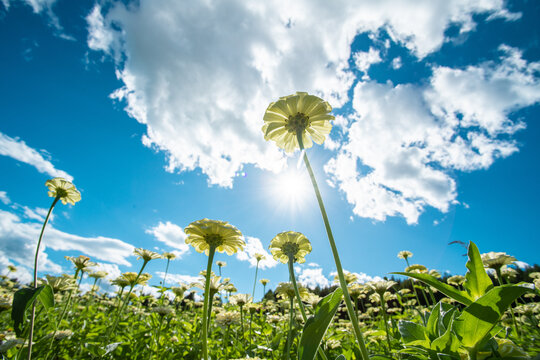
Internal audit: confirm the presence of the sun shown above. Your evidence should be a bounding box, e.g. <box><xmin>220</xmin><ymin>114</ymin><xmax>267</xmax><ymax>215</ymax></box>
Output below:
<box><xmin>270</xmin><ymin>168</ymin><xmax>311</xmax><ymax>211</ymax></box>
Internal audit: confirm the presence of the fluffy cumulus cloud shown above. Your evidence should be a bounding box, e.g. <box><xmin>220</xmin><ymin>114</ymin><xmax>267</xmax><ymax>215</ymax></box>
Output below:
<box><xmin>0</xmin><ymin>191</ymin><xmax>10</xmax><ymax>205</ymax></box>
<box><xmin>0</xmin><ymin>208</ymin><xmax>134</xmax><ymax>281</ymax></box>
<box><xmin>0</xmin><ymin>132</ymin><xmax>73</xmax><ymax>181</ymax></box>
<box><xmin>86</xmin><ymin>0</ymin><xmax>514</xmax><ymax>187</ymax></box>
<box><xmin>297</xmin><ymin>267</ymin><xmax>330</xmax><ymax>289</ymax></box>
<box><xmin>326</xmin><ymin>47</ymin><xmax>540</xmax><ymax>224</ymax></box>
<box><xmin>146</xmin><ymin>221</ymin><xmax>190</xmax><ymax>257</ymax></box>
<box><xmin>236</xmin><ymin>236</ymin><xmax>278</xmax><ymax>269</ymax></box>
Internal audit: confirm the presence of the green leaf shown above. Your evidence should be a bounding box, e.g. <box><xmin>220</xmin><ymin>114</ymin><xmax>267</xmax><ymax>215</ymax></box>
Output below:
<box><xmin>426</xmin><ymin>302</ymin><xmax>442</xmax><ymax>340</ymax></box>
<box><xmin>463</xmin><ymin>242</ymin><xmax>493</xmax><ymax>300</ymax></box>
<box><xmin>431</xmin><ymin>312</ymin><xmax>460</xmax><ymax>355</ymax></box>
<box><xmin>453</xmin><ymin>284</ymin><xmax>531</xmax><ymax>349</ymax></box>
<box><xmin>392</xmin><ymin>272</ymin><xmax>472</xmax><ymax>305</ymax></box>
<box><xmin>298</xmin><ymin>287</ymin><xmax>343</xmax><ymax>360</ymax></box>
<box><xmin>335</xmin><ymin>356</ymin><xmax>346</xmax><ymax>360</ymax></box>
<box><xmin>398</xmin><ymin>320</ymin><xmax>430</xmax><ymax>348</ymax></box>
<box><xmin>11</xmin><ymin>285</ymin><xmax>54</xmax><ymax>337</ymax></box>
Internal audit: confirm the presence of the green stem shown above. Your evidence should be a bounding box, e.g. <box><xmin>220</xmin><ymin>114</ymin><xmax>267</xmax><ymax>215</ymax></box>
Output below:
<box><xmin>28</xmin><ymin>197</ymin><xmax>59</xmax><ymax>360</ymax></box>
<box><xmin>285</xmin><ymin>297</ymin><xmax>294</xmax><ymax>360</ymax></box>
<box><xmin>252</xmin><ymin>260</ymin><xmax>260</xmax><ymax>299</ymax></box>
<box><xmin>201</xmin><ymin>246</ymin><xmax>216</xmax><ymax>360</ymax></box>
<box><xmin>160</xmin><ymin>259</ymin><xmax>171</xmax><ymax>304</ymax></box>
<box><xmin>288</xmin><ymin>258</ymin><xmax>328</xmax><ymax>360</ymax></box>
<box><xmin>496</xmin><ymin>268</ymin><xmax>520</xmax><ymax>339</ymax></box>
<box><xmin>379</xmin><ymin>298</ymin><xmax>392</xmax><ymax>354</ymax></box>
<box><xmin>297</xmin><ymin>134</ymin><xmax>370</xmax><ymax>360</ymax></box>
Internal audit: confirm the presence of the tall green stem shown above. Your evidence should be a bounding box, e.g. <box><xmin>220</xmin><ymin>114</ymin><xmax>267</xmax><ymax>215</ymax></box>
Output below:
<box><xmin>252</xmin><ymin>260</ymin><xmax>260</xmax><ymax>299</ymax></box>
<box><xmin>297</xmin><ymin>134</ymin><xmax>369</xmax><ymax>360</ymax></box>
<box><xmin>379</xmin><ymin>298</ymin><xmax>392</xmax><ymax>354</ymax></box>
<box><xmin>27</xmin><ymin>197</ymin><xmax>58</xmax><ymax>360</ymax></box>
<box><xmin>160</xmin><ymin>259</ymin><xmax>171</xmax><ymax>304</ymax></box>
<box><xmin>288</xmin><ymin>258</ymin><xmax>328</xmax><ymax>360</ymax></box>
<box><xmin>201</xmin><ymin>246</ymin><xmax>216</xmax><ymax>360</ymax></box>
<box><xmin>284</xmin><ymin>297</ymin><xmax>294</xmax><ymax>360</ymax></box>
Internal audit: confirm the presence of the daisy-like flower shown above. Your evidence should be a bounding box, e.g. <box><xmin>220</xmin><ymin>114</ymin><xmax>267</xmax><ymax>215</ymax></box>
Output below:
<box><xmin>254</xmin><ymin>253</ymin><xmax>266</xmax><ymax>262</ymax></box>
<box><xmin>162</xmin><ymin>252</ymin><xmax>177</xmax><ymax>260</ymax></box>
<box><xmin>405</xmin><ymin>264</ymin><xmax>428</xmax><ymax>273</ymax></box>
<box><xmin>260</xmin><ymin>279</ymin><xmax>270</xmax><ymax>286</ymax></box>
<box><xmin>111</xmin><ymin>276</ymin><xmax>130</xmax><ymax>289</ymax></box>
<box><xmin>481</xmin><ymin>251</ymin><xmax>516</xmax><ymax>269</ymax></box>
<box><xmin>216</xmin><ymin>311</ymin><xmax>241</xmax><ymax>328</ymax></box>
<box><xmin>269</xmin><ymin>231</ymin><xmax>312</xmax><ymax>264</ymax></box>
<box><xmin>447</xmin><ymin>275</ymin><xmax>465</xmax><ymax>287</ymax></box>
<box><xmin>367</xmin><ymin>280</ymin><xmax>397</xmax><ymax>296</ymax></box>
<box><xmin>171</xmin><ymin>285</ymin><xmax>188</xmax><ymax>299</ymax></box>
<box><xmin>397</xmin><ymin>251</ymin><xmax>413</xmax><ymax>260</ymax></box>
<box><xmin>216</xmin><ymin>261</ymin><xmax>227</xmax><ymax>267</ymax></box>
<box><xmin>334</xmin><ymin>271</ymin><xmax>358</xmax><ymax>285</ymax></box>
<box><xmin>121</xmin><ymin>272</ymin><xmax>152</xmax><ymax>287</ymax></box>
<box><xmin>133</xmin><ymin>248</ymin><xmax>162</xmax><ymax>263</ymax></box>
<box><xmin>275</xmin><ymin>282</ymin><xmax>309</xmax><ymax>300</ymax></box>
<box><xmin>88</xmin><ymin>271</ymin><xmax>108</xmax><ymax>280</ymax></box>
<box><xmin>184</xmin><ymin>218</ymin><xmax>244</xmax><ymax>255</ymax></box>
<box><xmin>45</xmin><ymin>274</ymin><xmax>77</xmax><ymax>292</ymax></box>
<box><xmin>230</xmin><ymin>294</ymin><xmax>252</xmax><ymax>307</ymax></box>
<box><xmin>262</xmin><ymin>92</ymin><xmax>334</xmax><ymax>153</ymax></box>
<box><xmin>66</xmin><ymin>255</ymin><xmax>96</xmax><ymax>273</ymax></box>
<box><xmin>45</xmin><ymin>178</ymin><xmax>81</xmax><ymax>205</ymax></box>
<box><xmin>191</xmin><ymin>275</ymin><xmax>229</xmax><ymax>296</ymax></box>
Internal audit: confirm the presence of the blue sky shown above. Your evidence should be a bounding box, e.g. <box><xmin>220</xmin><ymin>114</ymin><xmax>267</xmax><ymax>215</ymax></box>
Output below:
<box><xmin>0</xmin><ymin>0</ymin><xmax>539</xmax><ymax>299</ymax></box>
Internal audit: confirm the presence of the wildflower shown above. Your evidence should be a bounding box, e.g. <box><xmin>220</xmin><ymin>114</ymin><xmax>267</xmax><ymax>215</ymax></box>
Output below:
<box><xmin>191</xmin><ymin>275</ymin><xmax>229</xmax><ymax>297</ymax></box>
<box><xmin>260</xmin><ymin>279</ymin><xmax>269</xmax><ymax>286</ymax></box>
<box><xmin>216</xmin><ymin>311</ymin><xmax>241</xmax><ymax>327</ymax></box>
<box><xmin>481</xmin><ymin>252</ymin><xmax>516</xmax><ymax>269</ymax></box>
<box><xmin>501</xmin><ymin>265</ymin><xmax>518</xmax><ymax>280</ymax></box>
<box><xmin>262</xmin><ymin>92</ymin><xmax>334</xmax><ymax>153</ymax></box>
<box><xmin>111</xmin><ymin>276</ymin><xmax>130</xmax><ymax>289</ymax></box>
<box><xmin>275</xmin><ymin>282</ymin><xmax>309</xmax><ymax>300</ymax></box>
<box><xmin>0</xmin><ymin>294</ymin><xmax>12</xmax><ymax>311</ymax></box>
<box><xmin>45</xmin><ymin>177</ymin><xmax>81</xmax><ymax>205</ymax></box>
<box><xmin>254</xmin><ymin>253</ymin><xmax>266</xmax><ymax>261</ymax></box>
<box><xmin>216</xmin><ymin>261</ymin><xmax>227</xmax><ymax>267</ymax></box>
<box><xmin>171</xmin><ymin>285</ymin><xmax>188</xmax><ymax>298</ymax></box>
<box><xmin>185</xmin><ymin>219</ymin><xmax>244</xmax><ymax>255</ymax></box>
<box><xmin>121</xmin><ymin>272</ymin><xmax>152</xmax><ymax>287</ymax></box>
<box><xmin>269</xmin><ymin>231</ymin><xmax>312</xmax><ymax>264</ymax></box>
<box><xmin>367</xmin><ymin>280</ymin><xmax>397</xmax><ymax>296</ymax></box>
<box><xmin>447</xmin><ymin>275</ymin><xmax>465</xmax><ymax>287</ymax></box>
<box><xmin>152</xmin><ymin>306</ymin><xmax>173</xmax><ymax>317</ymax></box>
<box><xmin>397</xmin><ymin>251</ymin><xmax>413</xmax><ymax>260</ymax></box>
<box><xmin>230</xmin><ymin>294</ymin><xmax>252</xmax><ymax>307</ymax></box>
<box><xmin>134</xmin><ymin>248</ymin><xmax>162</xmax><ymax>262</ymax></box>
<box><xmin>7</xmin><ymin>265</ymin><xmax>16</xmax><ymax>273</ymax></box>
<box><xmin>334</xmin><ymin>271</ymin><xmax>358</xmax><ymax>285</ymax></box>
<box><xmin>88</xmin><ymin>271</ymin><xmax>108</xmax><ymax>280</ymax></box>
<box><xmin>66</xmin><ymin>255</ymin><xmax>96</xmax><ymax>273</ymax></box>
<box><xmin>170</xmin><ymin>335</ymin><xmax>179</xmax><ymax>343</ymax></box>
<box><xmin>45</xmin><ymin>274</ymin><xmax>77</xmax><ymax>292</ymax></box>
<box><xmin>162</xmin><ymin>252</ymin><xmax>177</xmax><ymax>260</ymax></box>
<box><xmin>53</xmin><ymin>330</ymin><xmax>73</xmax><ymax>340</ymax></box>
<box><xmin>405</xmin><ymin>264</ymin><xmax>428</xmax><ymax>273</ymax></box>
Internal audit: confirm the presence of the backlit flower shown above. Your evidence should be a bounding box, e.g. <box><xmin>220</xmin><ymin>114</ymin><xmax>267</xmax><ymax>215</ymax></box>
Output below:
<box><xmin>275</xmin><ymin>282</ymin><xmax>309</xmax><ymax>300</ymax></box>
<box><xmin>367</xmin><ymin>280</ymin><xmax>397</xmax><ymax>296</ymax></box>
<box><xmin>481</xmin><ymin>252</ymin><xmax>516</xmax><ymax>269</ymax></box>
<box><xmin>45</xmin><ymin>178</ymin><xmax>81</xmax><ymax>205</ymax></box>
<box><xmin>230</xmin><ymin>293</ymin><xmax>252</xmax><ymax>307</ymax></box>
<box><xmin>88</xmin><ymin>271</ymin><xmax>108</xmax><ymax>280</ymax></box>
<box><xmin>269</xmin><ymin>231</ymin><xmax>312</xmax><ymax>264</ymax></box>
<box><xmin>121</xmin><ymin>272</ymin><xmax>151</xmax><ymax>287</ymax></box>
<box><xmin>66</xmin><ymin>255</ymin><xmax>96</xmax><ymax>272</ymax></box>
<box><xmin>260</xmin><ymin>279</ymin><xmax>269</xmax><ymax>286</ymax></box>
<box><xmin>185</xmin><ymin>219</ymin><xmax>244</xmax><ymax>255</ymax></box>
<box><xmin>216</xmin><ymin>261</ymin><xmax>227</xmax><ymax>267</ymax></box>
<box><xmin>134</xmin><ymin>248</ymin><xmax>162</xmax><ymax>262</ymax></box>
<box><xmin>262</xmin><ymin>92</ymin><xmax>334</xmax><ymax>153</ymax></box>
<box><xmin>447</xmin><ymin>275</ymin><xmax>465</xmax><ymax>287</ymax></box>
<box><xmin>397</xmin><ymin>251</ymin><xmax>413</xmax><ymax>260</ymax></box>
<box><xmin>254</xmin><ymin>253</ymin><xmax>266</xmax><ymax>262</ymax></box>
<box><xmin>162</xmin><ymin>252</ymin><xmax>177</xmax><ymax>260</ymax></box>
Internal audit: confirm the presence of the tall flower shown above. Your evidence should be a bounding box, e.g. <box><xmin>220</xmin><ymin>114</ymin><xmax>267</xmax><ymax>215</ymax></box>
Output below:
<box><xmin>134</xmin><ymin>248</ymin><xmax>162</xmax><ymax>262</ymax></box>
<box><xmin>263</xmin><ymin>93</ymin><xmax>369</xmax><ymax>359</ymax></box>
<box><xmin>397</xmin><ymin>250</ymin><xmax>413</xmax><ymax>267</ymax></box>
<box><xmin>269</xmin><ymin>231</ymin><xmax>312</xmax><ymax>264</ymax></box>
<box><xmin>251</xmin><ymin>253</ymin><xmax>266</xmax><ymax>299</ymax></box>
<box><xmin>185</xmin><ymin>219</ymin><xmax>244</xmax><ymax>360</ymax></box>
<box><xmin>25</xmin><ymin>177</ymin><xmax>81</xmax><ymax>360</ymax></box>
<box><xmin>262</xmin><ymin>92</ymin><xmax>334</xmax><ymax>153</ymax></box>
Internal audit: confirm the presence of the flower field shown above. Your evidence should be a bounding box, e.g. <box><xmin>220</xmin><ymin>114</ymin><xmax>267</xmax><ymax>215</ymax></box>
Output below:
<box><xmin>1</xmin><ymin>92</ymin><xmax>539</xmax><ymax>359</ymax></box>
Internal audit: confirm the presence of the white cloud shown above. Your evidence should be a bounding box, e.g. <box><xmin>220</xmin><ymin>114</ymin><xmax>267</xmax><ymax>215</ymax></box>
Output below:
<box><xmin>145</xmin><ymin>221</ymin><xmax>190</xmax><ymax>257</ymax></box>
<box><xmin>0</xmin><ymin>209</ymin><xmax>134</xmax><ymax>280</ymax></box>
<box><xmin>391</xmin><ymin>57</ymin><xmax>402</xmax><ymax>69</ymax></box>
<box><xmin>330</xmin><ymin>270</ymin><xmax>383</xmax><ymax>284</ymax></box>
<box><xmin>326</xmin><ymin>47</ymin><xmax>540</xmax><ymax>224</ymax></box>
<box><xmin>0</xmin><ymin>254</ymin><xmax>32</xmax><ymax>284</ymax></box>
<box><xmin>297</xmin><ymin>267</ymin><xmax>329</xmax><ymax>289</ymax></box>
<box><xmin>160</xmin><ymin>272</ymin><xmax>200</xmax><ymax>286</ymax></box>
<box><xmin>0</xmin><ymin>191</ymin><xmax>10</xmax><ymax>205</ymax></box>
<box><xmin>21</xmin><ymin>206</ymin><xmax>51</xmax><ymax>223</ymax></box>
<box><xmin>236</xmin><ymin>236</ymin><xmax>278</xmax><ymax>270</ymax></box>
<box><xmin>0</xmin><ymin>132</ymin><xmax>73</xmax><ymax>181</ymax></box>
<box><xmin>86</xmin><ymin>0</ymin><xmax>512</xmax><ymax>187</ymax></box>
<box><xmin>353</xmin><ymin>47</ymin><xmax>382</xmax><ymax>75</ymax></box>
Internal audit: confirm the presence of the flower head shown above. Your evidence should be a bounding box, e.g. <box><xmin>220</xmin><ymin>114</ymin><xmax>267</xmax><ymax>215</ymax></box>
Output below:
<box><xmin>275</xmin><ymin>282</ymin><xmax>309</xmax><ymax>300</ymax></box>
<box><xmin>367</xmin><ymin>280</ymin><xmax>397</xmax><ymax>296</ymax></box>
<box><xmin>88</xmin><ymin>271</ymin><xmax>108</xmax><ymax>280</ymax></box>
<box><xmin>45</xmin><ymin>178</ymin><xmax>81</xmax><ymax>205</ymax></box>
<box><xmin>162</xmin><ymin>252</ymin><xmax>177</xmax><ymax>261</ymax></box>
<box><xmin>121</xmin><ymin>272</ymin><xmax>152</xmax><ymax>287</ymax></box>
<box><xmin>254</xmin><ymin>253</ymin><xmax>266</xmax><ymax>262</ymax></box>
<box><xmin>134</xmin><ymin>248</ymin><xmax>162</xmax><ymax>263</ymax></box>
<box><xmin>481</xmin><ymin>252</ymin><xmax>516</xmax><ymax>269</ymax></box>
<box><xmin>405</xmin><ymin>264</ymin><xmax>428</xmax><ymax>273</ymax></box>
<box><xmin>111</xmin><ymin>276</ymin><xmax>130</xmax><ymax>289</ymax></box>
<box><xmin>260</xmin><ymin>278</ymin><xmax>270</xmax><ymax>286</ymax></box>
<box><xmin>333</xmin><ymin>271</ymin><xmax>358</xmax><ymax>285</ymax></box>
<box><xmin>447</xmin><ymin>275</ymin><xmax>465</xmax><ymax>287</ymax></box>
<box><xmin>45</xmin><ymin>274</ymin><xmax>77</xmax><ymax>292</ymax></box>
<box><xmin>216</xmin><ymin>261</ymin><xmax>227</xmax><ymax>267</ymax></box>
<box><xmin>230</xmin><ymin>293</ymin><xmax>252</xmax><ymax>307</ymax></box>
<box><xmin>65</xmin><ymin>255</ymin><xmax>96</xmax><ymax>272</ymax></box>
<box><xmin>262</xmin><ymin>92</ymin><xmax>334</xmax><ymax>153</ymax></box>
<box><xmin>185</xmin><ymin>219</ymin><xmax>244</xmax><ymax>255</ymax></box>
<box><xmin>216</xmin><ymin>311</ymin><xmax>241</xmax><ymax>328</ymax></box>
<box><xmin>269</xmin><ymin>231</ymin><xmax>312</xmax><ymax>264</ymax></box>
<box><xmin>397</xmin><ymin>251</ymin><xmax>413</xmax><ymax>260</ymax></box>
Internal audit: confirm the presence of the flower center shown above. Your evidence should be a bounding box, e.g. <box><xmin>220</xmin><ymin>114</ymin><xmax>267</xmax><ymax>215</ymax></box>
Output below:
<box><xmin>281</xmin><ymin>242</ymin><xmax>300</xmax><ymax>258</ymax></box>
<box><xmin>285</xmin><ymin>113</ymin><xmax>309</xmax><ymax>134</ymax></box>
<box><xmin>204</xmin><ymin>233</ymin><xmax>224</xmax><ymax>248</ymax></box>
<box><xmin>56</xmin><ymin>188</ymin><xmax>68</xmax><ymax>198</ymax></box>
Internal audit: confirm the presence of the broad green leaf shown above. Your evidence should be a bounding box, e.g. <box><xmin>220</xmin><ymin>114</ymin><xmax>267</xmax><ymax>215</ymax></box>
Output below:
<box><xmin>463</xmin><ymin>242</ymin><xmax>493</xmax><ymax>300</ymax></box>
<box><xmin>392</xmin><ymin>272</ymin><xmax>472</xmax><ymax>305</ymax></box>
<box><xmin>426</xmin><ymin>302</ymin><xmax>442</xmax><ymax>340</ymax></box>
<box><xmin>431</xmin><ymin>313</ymin><xmax>459</xmax><ymax>355</ymax></box>
<box><xmin>11</xmin><ymin>285</ymin><xmax>54</xmax><ymax>337</ymax></box>
<box><xmin>453</xmin><ymin>284</ymin><xmax>531</xmax><ymax>349</ymax></box>
<box><xmin>398</xmin><ymin>320</ymin><xmax>430</xmax><ymax>348</ymax></box>
<box><xmin>298</xmin><ymin>287</ymin><xmax>343</xmax><ymax>360</ymax></box>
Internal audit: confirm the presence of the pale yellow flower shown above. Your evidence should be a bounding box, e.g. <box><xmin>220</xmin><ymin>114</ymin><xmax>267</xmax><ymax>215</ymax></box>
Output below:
<box><xmin>162</xmin><ymin>252</ymin><xmax>177</xmax><ymax>260</ymax></box>
<box><xmin>133</xmin><ymin>248</ymin><xmax>162</xmax><ymax>262</ymax></box>
<box><xmin>230</xmin><ymin>293</ymin><xmax>252</xmax><ymax>306</ymax></box>
<box><xmin>405</xmin><ymin>264</ymin><xmax>428</xmax><ymax>273</ymax></box>
<box><xmin>262</xmin><ymin>92</ymin><xmax>334</xmax><ymax>153</ymax></box>
<box><xmin>45</xmin><ymin>178</ymin><xmax>81</xmax><ymax>205</ymax></box>
<box><xmin>111</xmin><ymin>276</ymin><xmax>130</xmax><ymax>289</ymax></box>
<box><xmin>367</xmin><ymin>280</ymin><xmax>397</xmax><ymax>296</ymax></box>
<box><xmin>260</xmin><ymin>278</ymin><xmax>270</xmax><ymax>286</ymax></box>
<box><xmin>269</xmin><ymin>231</ymin><xmax>311</xmax><ymax>264</ymax></box>
<box><xmin>334</xmin><ymin>271</ymin><xmax>358</xmax><ymax>285</ymax></box>
<box><xmin>65</xmin><ymin>255</ymin><xmax>96</xmax><ymax>272</ymax></box>
<box><xmin>397</xmin><ymin>251</ymin><xmax>413</xmax><ymax>260</ymax></box>
<box><xmin>447</xmin><ymin>275</ymin><xmax>465</xmax><ymax>287</ymax></box>
<box><xmin>254</xmin><ymin>253</ymin><xmax>266</xmax><ymax>262</ymax></box>
<box><xmin>45</xmin><ymin>274</ymin><xmax>77</xmax><ymax>292</ymax></box>
<box><xmin>121</xmin><ymin>272</ymin><xmax>151</xmax><ymax>287</ymax></box>
<box><xmin>481</xmin><ymin>252</ymin><xmax>516</xmax><ymax>269</ymax></box>
<box><xmin>185</xmin><ymin>219</ymin><xmax>244</xmax><ymax>255</ymax></box>
<box><xmin>216</xmin><ymin>311</ymin><xmax>240</xmax><ymax>327</ymax></box>
<box><xmin>275</xmin><ymin>282</ymin><xmax>309</xmax><ymax>300</ymax></box>
<box><xmin>216</xmin><ymin>261</ymin><xmax>227</xmax><ymax>267</ymax></box>
<box><xmin>88</xmin><ymin>271</ymin><xmax>108</xmax><ymax>279</ymax></box>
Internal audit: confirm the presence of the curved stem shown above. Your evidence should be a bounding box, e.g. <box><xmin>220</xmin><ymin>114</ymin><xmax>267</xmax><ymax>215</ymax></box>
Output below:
<box><xmin>160</xmin><ymin>259</ymin><xmax>171</xmax><ymax>304</ymax></box>
<box><xmin>201</xmin><ymin>246</ymin><xmax>216</xmax><ymax>360</ymax></box>
<box><xmin>28</xmin><ymin>197</ymin><xmax>59</xmax><ymax>360</ymax></box>
<box><xmin>297</xmin><ymin>133</ymin><xmax>370</xmax><ymax>360</ymax></box>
